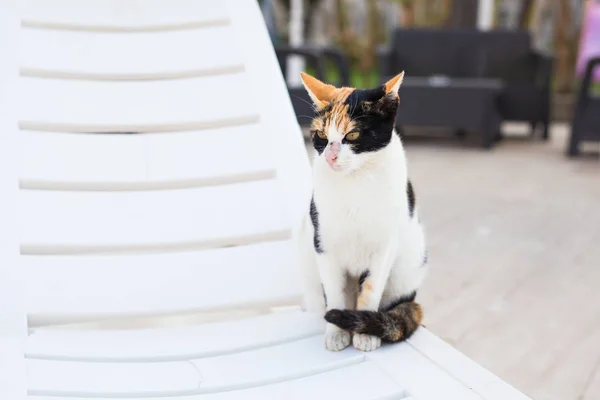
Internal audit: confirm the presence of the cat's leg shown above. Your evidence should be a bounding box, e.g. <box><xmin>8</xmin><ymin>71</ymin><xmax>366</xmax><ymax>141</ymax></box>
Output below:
<box><xmin>300</xmin><ymin>254</ymin><xmax>325</xmax><ymax>314</ymax></box>
<box><xmin>296</xmin><ymin>216</ymin><xmax>325</xmax><ymax>314</ymax></box>
<box><xmin>318</xmin><ymin>254</ymin><xmax>351</xmax><ymax>351</ymax></box>
<box><xmin>379</xmin><ymin>222</ymin><xmax>428</xmax><ymax>333</ymax></box>
<box><xmin>353</xmin><ymin>242</ymin><xmax>397</xmax><ymax>351</ymax></box>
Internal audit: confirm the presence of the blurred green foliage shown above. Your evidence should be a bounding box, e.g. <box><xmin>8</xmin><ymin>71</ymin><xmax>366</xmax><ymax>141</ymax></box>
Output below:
<box><xmin>304</xmin><ymin>60</ymin><xmax>381</xmax><ymax>89</ymax></box>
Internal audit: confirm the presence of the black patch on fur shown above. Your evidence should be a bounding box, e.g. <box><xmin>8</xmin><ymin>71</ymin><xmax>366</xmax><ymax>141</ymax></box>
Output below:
<box><xmin>309</xmin><ymin>196</ymin><xmax>323</xmax><ymax>253</ymax></box>
<box><xmin>407</xmin><ymin>180</ymin><xmax>416</xmax><ymax>217</ymax></box>
<box><xmin>383</xmin><ymin>291</ymin><xmax>417</xmax><ymax>312</ymax></box>
<box><xmin>325</xmin><ymin>309</ymin><xmax>386</xmax><ymax>337</ymax></box>
<box><xmin>311</xmin><ymin>131</ymin><xmax>328</xmax><ymax>155</ymax></box>
<box><xmin>345</xmin><ymin>86</ymin><xmax>387</xmax><ymax>106</ymax></box>
<box><xmin>422</xmin><ymin>250</ymin><xmax>428</xmax><ymax>266</ymax></box>
<box><xmin>325</xmin><ymin>291</ymin><xmax>421</xmax><ymax>343</ymax></box>
<box><xmin>311</xmin><ymin>104</ymin><xmax>332</xmax><ymax>155</ymax></box>
<box><xmin>358</xmin><ymin>270</ymin><xmax>370</xmax><ymax>288</ymax></box>
<box><xmin>341</xmin><ymin>86</ymin><xmax>399</xmax><ymax>154</ymax></box>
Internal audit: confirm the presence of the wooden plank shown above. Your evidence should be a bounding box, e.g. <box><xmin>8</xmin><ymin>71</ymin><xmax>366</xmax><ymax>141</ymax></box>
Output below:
<box><xmin>21</xmin><ymin>126</ymin><xmax>275</xmax><ymax>190</ymax></box>
<box><xmin>21</xmin><ymin>0</ymin><xmax>229</xmax><ymax>32</ymax></box>
<box><xmin>19</xmin><ymin>74</ymin><xmax>260</xmax><ymax>133</ymax></box>
<box><xmin>20</xmin><ymin>180</ymin><xmax>290</xmax><ymax>254</ymax></box>
<box><xmin>20</xmin><ymin>26</ymin><xmax>244</xmax><ymax>80</ymax></box>
<box><xmin>24</xmin><ymin>241</ymin><xmax>302</xmax><ymax>325</ymax></box>
<box><xmin>27</xmin><ymin>311</ymin><xmax>323</xmax><ymax>361</ymax></box>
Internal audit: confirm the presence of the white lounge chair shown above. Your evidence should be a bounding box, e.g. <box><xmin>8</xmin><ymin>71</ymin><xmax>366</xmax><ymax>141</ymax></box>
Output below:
<box><xmin>0</xmin><ymin>1</ymin><xmax>530</xmax><ymax>398</ymax></box>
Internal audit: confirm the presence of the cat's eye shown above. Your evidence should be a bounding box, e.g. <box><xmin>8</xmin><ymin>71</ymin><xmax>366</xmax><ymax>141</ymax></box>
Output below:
<box><xmin>314</xmin><ymin>130</ymin><xmax>327</xmax><ymax>140</ymax></box>
<box><xmin>345</xmin><ymin>131</ymin><xmax>360</xmax><ymax>141</ymax></box>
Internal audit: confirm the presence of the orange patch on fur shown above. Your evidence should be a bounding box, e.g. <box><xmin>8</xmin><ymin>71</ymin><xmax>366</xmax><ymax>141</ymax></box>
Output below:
<box><xmin>300</xmin><ymin>72</ymin><xmax>337</xmax><ymax>109</ymax></box>
<box><xmin>302</xmin><ymin>72</ymin><xmax>367</xmax><ymax>139</ymax></box>
<box><xmin>390</xmin><ymin>329</ymin><xmax>404</xmax><ymax>342</ymax></box>
<box><xmin>357</xmin><ymin>282</ymin><xmax>373</xmax><ymax>308</ymax></box>
<box><xmin>309</xmin><ymin>88</ymin><xmax>357</xmax><ymax>139</ymax></box>
<box><xmin>413</xmin><ymin>302</ymin><xmax>424</xmax><ymax>324</ymax></box>
<box><xmin>384</xmin><ymin>72</ymin><xmax>404</xmax><ymax>95</ymax></box>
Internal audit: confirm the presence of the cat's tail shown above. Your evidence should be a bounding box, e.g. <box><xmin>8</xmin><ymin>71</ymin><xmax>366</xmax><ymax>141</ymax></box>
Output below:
<box><xmin>324</xmin><ymin>299</ymin><xmax>423</xmax><ymax>342</ymax></box>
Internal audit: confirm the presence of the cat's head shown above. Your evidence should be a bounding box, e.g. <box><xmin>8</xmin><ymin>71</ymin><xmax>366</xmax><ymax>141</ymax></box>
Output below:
<box><xmin>301</xmin><ymin>72</ymin><xmax>404</xmax><ymax>174</ymax></box>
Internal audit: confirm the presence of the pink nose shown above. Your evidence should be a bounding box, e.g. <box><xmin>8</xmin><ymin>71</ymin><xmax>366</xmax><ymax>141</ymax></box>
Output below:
<box><xmin>325</xmin><ymin>142</ymin><xmax>340</xmax><ymax>166</ymax></box>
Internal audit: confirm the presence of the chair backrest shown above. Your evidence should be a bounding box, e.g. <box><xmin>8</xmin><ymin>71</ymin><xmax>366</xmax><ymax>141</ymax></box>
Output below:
<box><xmin>1</xmin><ymin>0</ymin><xmax>27</xmax><ymax>397</ymax></box>
<box><xmin>389</xmin><ymin>28</ymin><xmax>483</xmax><ymax>78</ymax></box>
<box><xmin>477</xmin><ymin>30</ymin><xmax>534</xmax><ymax>81</ymax></box>
<box><xmin>18</xmin><ymin>0</ymin><xmax>312</xmax><ymax>326</ymax></box>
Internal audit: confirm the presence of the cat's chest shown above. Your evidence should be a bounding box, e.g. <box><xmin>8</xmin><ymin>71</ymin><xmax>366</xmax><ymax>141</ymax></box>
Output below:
<box><xmin>315</xmin><ymin>176</ymin><xmax>404</xmax><ymax>243</ymax></box>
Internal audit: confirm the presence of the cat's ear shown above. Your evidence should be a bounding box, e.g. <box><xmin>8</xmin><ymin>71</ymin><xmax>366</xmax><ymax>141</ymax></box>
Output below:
<box><xmin>384</xmin><ymin>72</ymin><xmax>404</xmax><ymax>97</ymax></box>
<box><xmin>300</xmin><ymin>72</ymin><xmax>336</xmax><ymax>109</ymax></box>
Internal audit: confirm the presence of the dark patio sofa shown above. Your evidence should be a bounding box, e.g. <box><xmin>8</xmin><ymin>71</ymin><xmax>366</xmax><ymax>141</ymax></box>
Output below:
<box><xmin>478</xmin><ymin>30</ymin><xmax>553</xmax><ymax>139</ymax></box>
<box><xmin>568</xmin><ymin>56</ymin><xmax>600</xmax><ymax>156</ymax></box>
<box><xmin>379</xmin><ymin>28</ymin><xmax>553</xmax><ymax>139</ymax></box>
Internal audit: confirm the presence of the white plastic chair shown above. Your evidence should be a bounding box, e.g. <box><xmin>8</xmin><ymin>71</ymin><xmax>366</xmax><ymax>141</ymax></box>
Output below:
<box><xmin>0</xmin><ymin>0</ymin><xmax>530</xmax><ymax>398</ymax></box>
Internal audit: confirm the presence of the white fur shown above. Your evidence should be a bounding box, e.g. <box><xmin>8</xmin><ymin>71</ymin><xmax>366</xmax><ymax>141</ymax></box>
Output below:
<box><xmin>297</xmin><ymin>128</ymin><xmax>428</xmax><ymax>352</ymax></box>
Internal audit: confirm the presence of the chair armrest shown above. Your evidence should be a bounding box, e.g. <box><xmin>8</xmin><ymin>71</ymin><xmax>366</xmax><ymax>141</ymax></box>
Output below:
<box><xmin>577</xmin><ymin>56</ymin><xmax>600</xmax><ymax>106</ymax></box>
<box><xmin>530</xmin><ymin>51</ymin><xmax>554</xmax><ymax>89</ymax></box>
<box><xmin>377</xmin><ymin>45</ymin><xmax>394</xmax><ymax>79</ymax></box>
<box><xmin>274</xmin><ymin>45</ymin><xmax>326</xmax><ymax>81</ymax></box>
<box><xmin>482</xmin><ymin>49</ymin><xmax>547</xmax><ymax>83</ymax></box>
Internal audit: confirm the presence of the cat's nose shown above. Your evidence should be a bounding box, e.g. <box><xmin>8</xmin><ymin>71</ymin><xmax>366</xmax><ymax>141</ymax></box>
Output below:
<box><xmin>328</xmin><ymin>142</ymin><xmax>341</xmax><ymax>154</ymax></box>
<box><xmin>325</xmin><ymin>142</ymin><xmax>340</xmax><ymax>165</ymax></box>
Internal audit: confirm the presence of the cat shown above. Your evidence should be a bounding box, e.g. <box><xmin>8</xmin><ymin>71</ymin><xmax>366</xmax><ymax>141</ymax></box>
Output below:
<box><xmin>296</xmin><ymin>71</ymin><xmax>428</xmax><ymax>352</ymax></box>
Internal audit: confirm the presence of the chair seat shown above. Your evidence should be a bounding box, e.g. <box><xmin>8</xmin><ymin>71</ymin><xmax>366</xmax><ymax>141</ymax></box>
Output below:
<box><xmin>25</xmin><ymin>310</ymin><xmax>528</xmax><ymax>399</ymax></box>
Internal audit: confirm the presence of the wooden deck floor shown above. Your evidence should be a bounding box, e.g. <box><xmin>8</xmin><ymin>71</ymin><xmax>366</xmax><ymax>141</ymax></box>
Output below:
<box><xmin>311</xmin><ymin>124</ymin><xmax>600</xmax><ymax>400</ymax></box>
<box><xmin>72</xmin><ymin>123</ymin><xmax>597</xmax><ymax>400</ymax></box>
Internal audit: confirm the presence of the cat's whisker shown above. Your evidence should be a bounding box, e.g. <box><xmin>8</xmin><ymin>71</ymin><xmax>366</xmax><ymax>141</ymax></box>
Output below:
<box><xmin>351</xmin><ymin>114</ymin><xmax>369</xmax><ymax>122</ymax></box>
<box><xmin>350</xmin><ymin>99</ymin><xmax>359</xmax><ymax>117</ymax></box>
<box><xmin>291</xmin><ymin>95</ymin><xmax>318</xmax><ymax>112</ymax></box>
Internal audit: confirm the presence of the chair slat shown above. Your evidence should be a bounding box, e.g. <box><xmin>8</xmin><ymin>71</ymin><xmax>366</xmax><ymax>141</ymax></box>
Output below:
<box><xmin>27</xmin><ymin>362</ymin><xmax>407</xmax><ymax>400</ymax></box>
<box><xmin>21</xmin><ymin>126</ymin><xmax>274</xmax><ymax>190</ymax></box>
<box><xmin>197</xmin><ymin>362</ymin><xmax>408</xmax><ymax>400</ymax></box>
<box><xmin>19</xmin><ymin>74</ymin><xmax>260</xmax><ymax>133</ymax></box>
<box><xmin>27</xmin><ymin>335</ymin><xmax>402</xmax><ymax>398</ymax></box>
<box><xmin>20</xmin><ymin>131</ymin><xmax>145</xmax><ymax>189</ymax></box>
<box><xmin>22</xmin><ymin>0</ymin><xmax>229</xmax><ymax>32</ymax></box>
<box><xmin>189</xmin><ymin>336</ymin><xmax>365</xmax><ymax>394</ymax></box>
<box><xmin>20</xmin><ymin>26</ymin><xmax>243</xmax><ymax>80</ymax></box>
<box><xmin>27</xmin><ymin>311</ymin><xmax>322</xmax><ymax>361</ymax></box>
<box><xmin>27</xmin><ymin>337</ymin><xmax>363</xmax><ymax>397</ymax></box>
<box><xmin>27</xmin><ymin>358</ymin><xmax>200</xmax><ymax>397</ymax></box>
<box><xmin>24</xmin><ymin>241</ymin><xmax>301</xmax><ymax>325</ymax></box>
<box><xmin>20</xmin><ymin>180</ymin><xmax>290</xmax><ymax>254</ymax></box>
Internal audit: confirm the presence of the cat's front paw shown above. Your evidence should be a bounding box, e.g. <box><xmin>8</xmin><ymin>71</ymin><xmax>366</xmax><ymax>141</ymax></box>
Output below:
<box><xmin>324</xmin><ymin>323</ymin><xmax>351</xmax><ymax>351</ymax></box>
<box><xmin>353</xmin><ymin>333</ymin><xmax>381</xmax><ymax>352</ymax></box>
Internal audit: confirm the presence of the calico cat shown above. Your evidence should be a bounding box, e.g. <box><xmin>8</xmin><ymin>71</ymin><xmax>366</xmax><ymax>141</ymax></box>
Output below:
<box><xmin>296</xmin><ymin>72</ymin><xmax>428</xmax><ymax>352</ymax></box>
